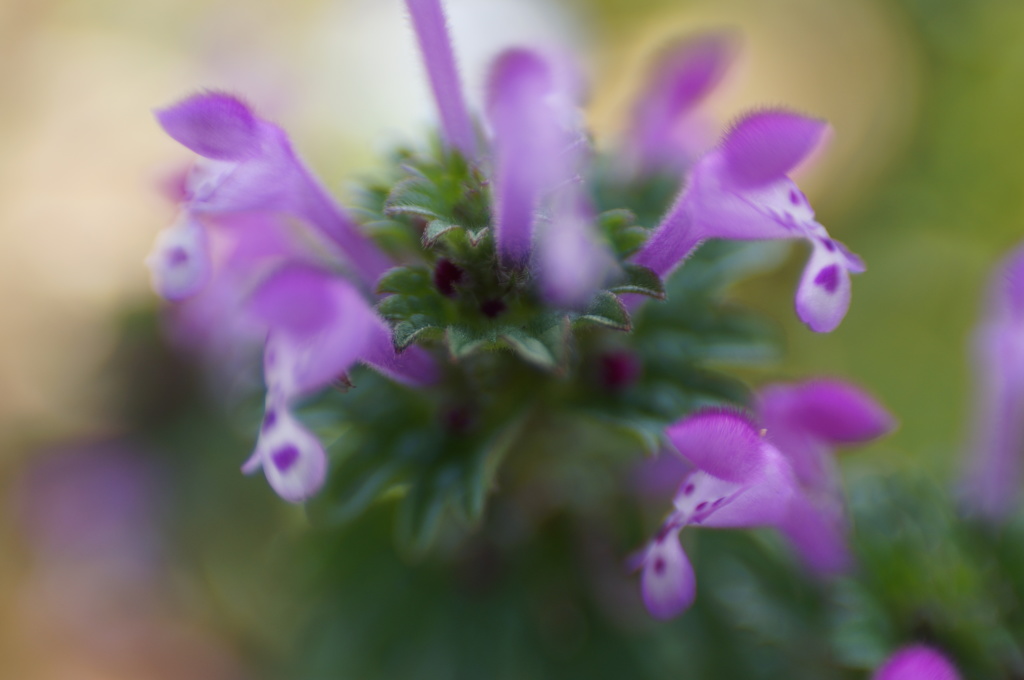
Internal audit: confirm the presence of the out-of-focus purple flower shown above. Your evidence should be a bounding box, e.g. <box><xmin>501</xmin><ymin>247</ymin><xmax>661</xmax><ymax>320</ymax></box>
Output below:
<box><xmin>961</xmin><ymin>243</ymin><xmax>1024</xmax><ymax>519</ymax></box>
<box><xmin>241</xmin><ymin>264</ymin><xmax>438</xmax><ymax>501</ymax></box>
<box><xmin>486</xmin><ymin>48</ymin><xmax>613</xmax><ymax>302</ymax></box>
<box><xmin>758</xmin><ymin>379</ymin><xmax>894</xmax><ymax>574</ymax></box>
<box><xmin>404</xmin><ymin>0</ymin><xmax>477</xmax><ymax>158</ymax></box>
<box><xmin>149</xmin><ymin>92</ymin><xmax>391</xmax><ymax>292</ymax></box>
<box><xmin>633</xmin><ymin>109</ymin><xmax>863</xmax><ymax>333</ymax></box>
<box><xmin>628</xmin><ymin>32</ymin><xmax>738</xmax><ymax>174</ymax></box>
<box><xmin>873</xmin><ymin>645</ymin><xmax>961</xmax><ymax>680</ymax></box>
<box><xmin>637</xmin><ymin>410</ymin><xmax>797</xmax><ymax>619</ymax></box>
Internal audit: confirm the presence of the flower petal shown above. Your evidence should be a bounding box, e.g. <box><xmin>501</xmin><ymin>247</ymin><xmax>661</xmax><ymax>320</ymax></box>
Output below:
<box><xmin>250</xmin><ymin>399</ymin><xmax>327</xmax><ymax>503</ymax></box>
<box><xmin>630</xmin><ymin>32</ymin><xmax>738</xmax><ymax>170</ymax></box>
<box><xmin>778</xmin><ymin>490</ymin><xmax>852</xmax><ymax>574</ymax></box>
<box><xmin>641</xmin><ymin>531</ymin><xmax>696</xmax><ymax>619</ymax></box>
<box><xmin>487</xmin><ymin>48</ymin><xmax>567</xmax><ymax>266</ymax></box>
<box><xmin>699</xmin><ymin>443</ymin><xmax>797</xmax><ymax>528</ymax></box>
<box><xmin>251</xmin><ymin>265</ymin><xmax>376</xmax><ymax>398</ymax></box>
<box><xmin>720</xmin><ymin>110</ymin><xmax>830</xmax><ymax>188</ymax></box>
<box><xmin>155</xmin><ymin>92</ymin><xmax>261</xmax><ymax>161</ymax></box>
<box><xmin>764</xmin><ymin>379</ymin><xmax>895</xmax><ymax>445</ymax></box>
<box><xmin>665</xmin><ymin>409</ymin><xmax>765</xmax><ymax>483</ymax></box>
<box><xmin>873</xmin><ymin>645</ymin><xmax>961</xmax><ymax>680</ymax></box>
<box><xmin>795</xmin><ymin>240</ymin><xmax>855</xmax><ymax>333</ymax></box>
<box><xmin>404</xmin><ymin>0</ymin><xmax>477</xmax><ymax>157</ymax></box>
<box><xmin>537</xmin><ymin>197</ymin><xmax>616</xmax><ymax>308</ymax></box>
<box><xmin>145</xmin><ymin>213</ymin><xmax>211</xmax><ymax>301</ymax></box>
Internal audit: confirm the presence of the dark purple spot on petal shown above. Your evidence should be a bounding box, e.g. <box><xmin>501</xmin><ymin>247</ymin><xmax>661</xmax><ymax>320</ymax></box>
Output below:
<box><xmin>262</xmin><ymin>410</ymin><xmax>277</xmax><ymax>431</ymax></box>
<box><xmin>653</xmin><ymin>557</ymin><xmax>666</xmax><ymax>575</ymax></box>
<box><xmin>167</xmin><ymin>247</ymin><xmax>190</xmax><ymax>266</ymax></box>
<box><xmin>480</xmin><ymin>299</ymin><xmax>507</xmax><ymax>318</ymax></box>
<box><xmin>433</xmin><ymin>258</ymin><xmax>464</xmax><ymax>297</ymax></box>
<box><xmin>789</xmin><ymin>189</ymin><xmax>801</xmax><ymax>205</ymax></box>
<box><xmin>695</xmin><ymin>501</ymin><xmax>708</xmax><ymax>512</ymax></box>
<box><xmin>814</xmin><ymin>264</ymin><xmax>840</xmax><ymax>293</ymax></box>
<box><xmin>819</xmin><ymin>237</ymin><xmax>836</xmax><ymax>252</ymax></box>
<box><xmin>271</xmin><ymin>445</ymin><xmax>300</xmax><ymax>472</ymax></box>
<box><xmin>683</xmin><ymin>483</ymin><xmax>696</xmax><ymax>496</ymax></box>
<box><xmin>712</xmin><ymin>497</ymin><xmax>725</xmax><ymax>507</ymax></box>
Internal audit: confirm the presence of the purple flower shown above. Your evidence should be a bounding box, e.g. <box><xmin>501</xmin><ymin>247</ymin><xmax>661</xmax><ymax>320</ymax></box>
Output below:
<box><xmin>637</xmin><ymin>410</ymin><xmax>797</xmax><ymax>619</ymax></box>
<box><xmin>627</xmin><ymin>32</ymin><xmax>738</xmax><ymax>173</ymax></box>
<box><xmin>758</xmin><ymin>379</ymin><xmax>894</xmax><ymax>574</ymax></box>
<box><xmin>149</xmin><ymin>92</ymin><xmax>391</xmax><ymax>293</ymax></box>
<box><xmin>633</xmin><ymin>109</ymin><xmax>863</xmax><ymax>333</ymax></box>
<box><xmin>961</xmin><ymin>243</ymin><xmax>1024</xmax><ymax>519</ymax></box>
<box><xmin>403</xmin><ymin>0</ymin><xmax>477</xmax><ymax>158</ymax></box>
<box><xmin>240</xmin><ymin>264</ymin><xmax>437</xmax><ymax>502</ymax></box>
<box><xmin>873</xmin><ymin>645</ymin><xmax>961</xmax><ymax>680</ymax></box>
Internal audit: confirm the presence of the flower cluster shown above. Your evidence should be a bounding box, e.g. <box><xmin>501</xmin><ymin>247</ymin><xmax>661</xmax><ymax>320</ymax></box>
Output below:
<box><xmin>145</xmin><ymin>0</ymin><xmax>884</xmax><ymax>620</ymax></box>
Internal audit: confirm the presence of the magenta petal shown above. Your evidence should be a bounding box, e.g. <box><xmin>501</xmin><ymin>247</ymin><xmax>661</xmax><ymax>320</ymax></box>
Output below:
<box><xmin>641</xmin><ymin>531</ymin><xmax>696</xmax><ymax>619</ymax></box>
<box><xmin>796</xmin><ymin>241</ymin><xmax>854</xmax><ymax>333</ymax></box>
<box><xmin>156</xmin><ymin>93</ymin><xmax>261</xmax><ymax>161</ymax></box>
<box><xmin>873</xmin><ymin>645</ymin><xmax>961</xmax><ymax>680</ymax></box>
<box><xmin>404</xmin><ymin>0</ymin><xmax>477</xmax><ymax>157</ymax></box>
<box><xmin>630</xmin><ymin>32</ymin><xmax>737</xmax><ymax>170</ymax></box>
<box><xmin>146</xmin><ymin>214</ymin><xmax>211</xmax><ymax>301</ymax></box>
<box><xmin>699</xmin><ymin>444</ymin><xmax>797</xmax><ymax>528</ymax></box>
<box><xmin>665</xmin><ymin>409</ymin><xmax>765</xmax><ymax>483</ymax></box>
<box><xmin>538</xmin><ymin>200</ymin><xmax>616</xmax><ymax>308</ymax></box>
<box><xmin>778</xmin><ymin>490</ymin><xmax>852</xmax><ymax>574</ymax></box>
<box><xmin>720</xmin><ymin>110</ymin><xmax>830</xmax><ymax>188</ymax></box>
<box><xmin>252</xmin><ymin>265</ymin><xmax>376</xmax><ymax>398</ymax></box>
<box><xmin>249</xmin><ymin>400</ymin><xmax>328</xmax><ymax>503</ymax></box>
<box><xmin>770</xmin><ymin>380</ymin><xmax>894</xmax><ymax>445</ymax></box>
<box><xmin>358</xmin><ymin>319</ymin><xmax>440</xmax><ymax>387</ymax></box>
<box><xmin>487</xmin><ymin>48</ymin><xmax>564</xmax><ymax>266</ymax></box>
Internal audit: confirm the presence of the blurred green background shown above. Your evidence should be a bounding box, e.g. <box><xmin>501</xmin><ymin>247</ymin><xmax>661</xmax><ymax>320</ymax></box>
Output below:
<box><xmin>2</xmin><ymin>0</ymin><xmax>1023</xmax><ymax>677</ymax></box>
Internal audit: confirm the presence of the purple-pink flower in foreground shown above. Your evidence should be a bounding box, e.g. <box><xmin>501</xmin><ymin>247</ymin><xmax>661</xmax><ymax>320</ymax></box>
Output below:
<box><xmin>628</xmin><ymin>32</ymin><xmax>738</xmax><ymax>173</ymax></box>
<box><xmin>758</xmin><ymin>379</ymin><xmax>894</xmax><ymax>573</ymax></box>
<box><xmin>873</xmin><ymin>645</ymin><xmax>961</xmax><ymax>680</ymax></box>
<box><xmin>637</xmin><ymin>410</ymin><xmax>797</xmax><ymax>619</ymax></box>
<box><xmin>633</xmin><ymin>109</ymin><xmax>863</xmax><ymax>332</ymax></box>
<box><xmin>240</xmin><ymin>264</ymin><xmax>437</xmax><ymax>502</ymax></box>
<box><xmin>149</xmin><ymin>92</ymin><xmax>391</xmax><ymax>293</ymax></box>
<box><xmin>961</xmin><ymin>242</ymin><xmax>1024</xmax><ymax>519</ymax></box>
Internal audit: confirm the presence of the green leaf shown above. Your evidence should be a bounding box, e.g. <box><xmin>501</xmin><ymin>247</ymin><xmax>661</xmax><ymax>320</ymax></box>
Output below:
<box><xmin>499</xmin><ymin>326</ymin><xmax>556</xmax><ymax>369</ymax></box>
<box><xmin>447</xmin><ymin>325</ymin><xmax>494</xmax><ymax>359</ymax></box>
<box><xmin>395</xmin><ymin>471</ymin><xmax>448</xmax><ymax>557</ymax></box>
<box><xmin>383</xmin><ymin>177</ymin><xmax>446</xmax><ymax>220</ymax></box>
<box><xmin>422</xmin><ymin>219</ymin><xmax>460</xmax><ymax>247</ymax></box>
<box><xmin>457</xmin><ymin>414</ymin><xmax>529</xmax><ymax>522</ymax></box>
<box><xmin>608</xmin><ymin>263</ymin><xmax>666</xmax><ymax>299</ymax></box>
<box><xmin>393</xmin><ymin>317</ymin><xmax>444</xmax><ymax>350</ymax></box>
<box><xmin>575</xmin><ymin>291</ymin><xmax>632</xmax><ymax>331</ymax></box>
<box><xmin>376</xmin><ymin>265</ymin><xmax>433</xmax><ymax>296</ymax></box>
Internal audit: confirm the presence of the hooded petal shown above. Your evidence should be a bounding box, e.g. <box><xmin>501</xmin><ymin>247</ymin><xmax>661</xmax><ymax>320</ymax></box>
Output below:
<box><xmin>762</xmin><ymin>379</ymin><xmax>894</xmax><ymax>446</ymax></box>
<box><xmin>720</xmin><ymin>110</ymin><xmax>830</xmax><ymax>188</ymax></box>
<box><xmin>873</xmin><ymin>645</ymin><xmax>961</xmax><ymax>680</ymax></box>
<box><xmin>665</xmin><ymin>409</ymin><xmax>765</xmax><ymax>483</ymax></box>
<box><xmin>629</xmin><ymin>32</ymin><xmax>738</xmax><ymax>171</ymax></box>
<box><xmin>155</xmin><ymin>92</ymin><xmax>262</xmax><ymax>161</ymax></box>
<box><xmin>146</xmin><ymin>213</ymin><xmax>211</xmax><ymax>301</ymax></box>
<box><xmin>245</xmin><ymin>397</ymin><xmax>327</xmax><ymax>503</ymax></box>
<box><xmin>404</xmin><ymin>0</ymin><xmax>477</xmax><ymax>157</ymax></box>
<box><xmin>250</xmin><ymin>265</ymin><xmax>376</xmax><ymax>398</ymax></box>
<box><xmin>640</xmin><ymin>531</ymin><xmax>696</xmax><ymax>619</ymax></box>
<box><xmin>487</xmin><ymin>48</ymin><xmax>569</xmax><ymax>266</ymax></box>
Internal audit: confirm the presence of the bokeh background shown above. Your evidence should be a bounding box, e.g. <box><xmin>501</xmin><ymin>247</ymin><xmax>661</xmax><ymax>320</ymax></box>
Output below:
<box><xmin>1</xmin><ymin>0</ymin><xmax>1023</xmax><ymax>676</ymax></box>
